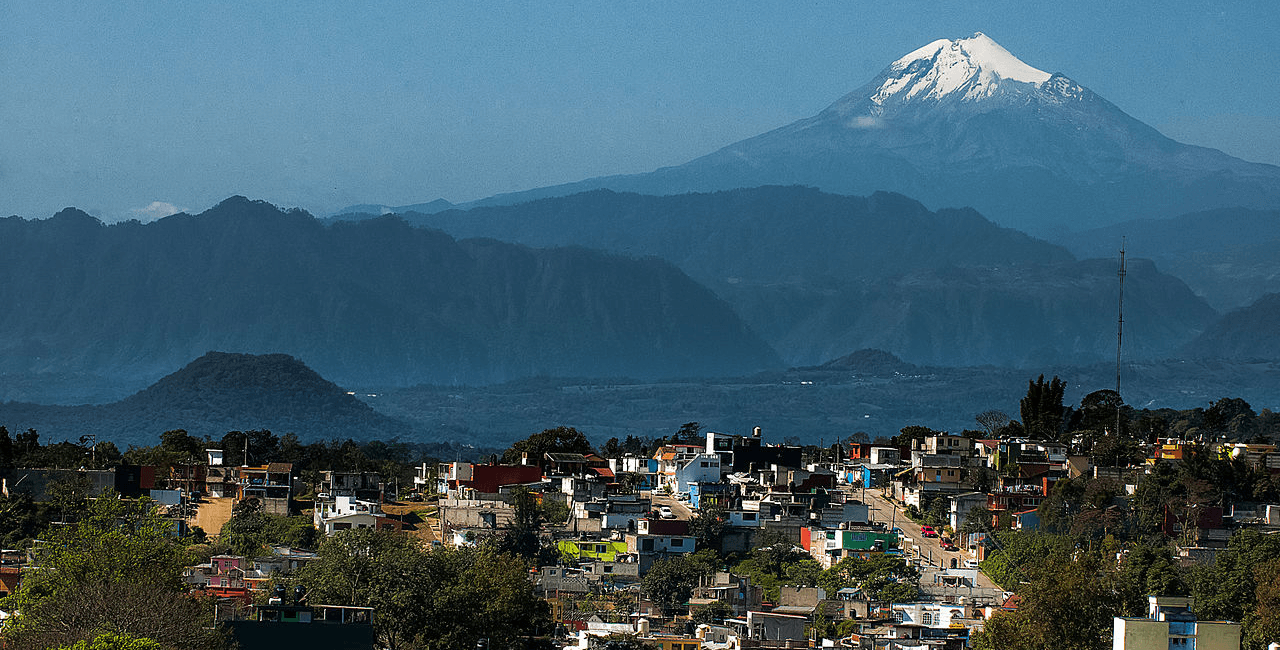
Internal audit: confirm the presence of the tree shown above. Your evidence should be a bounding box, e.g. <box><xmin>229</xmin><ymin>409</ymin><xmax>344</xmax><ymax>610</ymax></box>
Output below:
<box><xmin>675</xmin><ymin>422</ymin><xmax>703</xmax><ymax>444</ymax></box>
<box><xmin>892</xmin><ymin>425</ymin><xmax>940</xmax><ymax>448</ymax></box>
<box><xmin>959</xmin><ymin>505</ymin><xmax>993</xmax><ymax>534</ymax></box>
<box><xmin>2</xmin><ymin>493</ymin><xmax>225</xmax><ymax>650</ymax></box>
<box><xmin>301</xmin><ymin>530</ymin><xmax>549</xmax><ymax>649</ymax></box>
<box><xmin>492</xmin><ymin>486</ymin><xmax>552</xmax><ymax>563</ymax></box>
<box><xmin>57</xmin><ymin>632</ymin><xmax>163</xmax><ymax>650</ymax></box>
<box><xmin>501</xmin><ymin>426</ymin><xmax>595</xmax><ymax>465</ymax></box>
<box><xmin>1020</xmin><ymin>375</ymin><xmax>1067</xmax><ymax>440</ymax></box>
<box><xmin>688</xmin><ymin>504</ymin><xmax>728</xmax><ymax>556</ymax></box>
<box><xmin>1247</xmin><ymin>558</ymin><xmax>1280</xmax><ymax>650</ymax></box>
<box><xmin>975</xmin><ymin>410</ymin><xmax>1012</xmax><ymax>436</ymax></box>
<box><xmin>690</xmin><ymin>600</ymin><xmax>734</xmax><ymax>625</ymax></box>
<box><xmin>970</xmin><ymin>552</ymin><xmax>1121</xmax><ymax>650</ymax></box>
<box><xmin>300</xmin><ymin>528</ymin><xmax>429</xmax><ymax>649</ymax></box>
<box><xmin>642</xmin><ymin>555</ymin><xmax>711</xmax><ymax>616</ymax></box>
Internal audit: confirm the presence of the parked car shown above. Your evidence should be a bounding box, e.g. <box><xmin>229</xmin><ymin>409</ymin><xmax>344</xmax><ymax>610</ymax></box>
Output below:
<box><xmin>659</xmin><ymin>506</ymin><xmax>675</xmax><ymax>519</ymax></box>
<box><xmin>921</xmin><ymin>525</ymin><xmax>938</xmax><ymax>538</ymax></box>
<box><xmin>943</xmin><ymin>543</ymin><xmax>959</xmax><ymax>551</ymax></box>
<box><xmin>964</xmin><ymin>559</ymin><xmax>981</xmax><ymax>569</ymax></box>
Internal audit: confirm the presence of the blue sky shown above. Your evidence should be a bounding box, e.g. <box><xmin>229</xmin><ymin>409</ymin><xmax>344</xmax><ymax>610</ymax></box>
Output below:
<box><xmin>4</xmin><ymin>1</ymin><xmax>1277</xmax><ymax>221</ymax></box>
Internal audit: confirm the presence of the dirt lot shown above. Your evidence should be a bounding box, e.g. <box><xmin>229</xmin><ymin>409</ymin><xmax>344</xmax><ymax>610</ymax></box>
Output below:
<box><xmin>381</xmin><ymin>502</ymin><xmax>440</xmax><ymax>545</ymax></box>
<box><xmin>186</xmin><ymin>496</ymin><xmax>235</xmax><ymax>537</ymax></box>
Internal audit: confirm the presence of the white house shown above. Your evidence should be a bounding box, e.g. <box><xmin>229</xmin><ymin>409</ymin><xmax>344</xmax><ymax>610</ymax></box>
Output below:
<box><xmin>313</xmin><ymin>496</ymin><xmax>401</xmax><ymax>536</ymax></box>
<box><xmin>671</xmin><ymin>453</ymin><xmax>721</xmax><ymax>494</ymax></box>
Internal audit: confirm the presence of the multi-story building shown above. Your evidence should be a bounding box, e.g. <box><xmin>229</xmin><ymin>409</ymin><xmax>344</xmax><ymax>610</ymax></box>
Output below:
<box><xmin>236</xmin><ymin>463</ymin><xmax>294</xmax><ymax>515</ymax></box>
<box><xmin>1113</xmin><ymin>596</ymin><xmax>1241</xmax><ymax>650</ymax></box>
<box><xmin>313</xmin><ymin>495</ymin><xmax>403</xmax><ymax>535</ymax></box>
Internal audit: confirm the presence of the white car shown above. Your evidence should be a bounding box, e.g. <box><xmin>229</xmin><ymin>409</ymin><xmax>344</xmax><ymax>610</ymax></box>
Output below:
<box><xmin>659</xmin><ymin>506</ymin><xmax>675</xmax><ymax>519</ymax></box>
<box><xmin>964</xmin><ymin>559</ymin><xmax>980</xmax><ymax>569</ymax></box>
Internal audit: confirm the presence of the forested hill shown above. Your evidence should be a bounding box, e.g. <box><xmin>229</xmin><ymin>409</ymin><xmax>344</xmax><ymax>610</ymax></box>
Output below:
<box><xmin>0</xmin><ymin>352</ymin><xmax>417</xmax><ymax>446</ymax></box>
<box><xmin>0</xmin><ymin>197</ymin><xmax>780</xmax><ymax>395</ymax></box>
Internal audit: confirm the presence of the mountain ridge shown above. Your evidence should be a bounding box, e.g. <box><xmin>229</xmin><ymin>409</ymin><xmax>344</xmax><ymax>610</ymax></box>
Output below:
<box><xmin>0</xmin><ymin>198</ymin><xmax>780</xmax><ymax>391</ymax></box>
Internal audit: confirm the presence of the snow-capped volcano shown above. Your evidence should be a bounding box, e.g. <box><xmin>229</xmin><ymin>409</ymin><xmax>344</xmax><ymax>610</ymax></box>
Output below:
<box><xmin>871</xmin><ymin>32</ymin><xmax>1051</xmax><ymax>104</ymax></box>
<box><xmin>469</xmin><ymin>32</ymin><xmax>1280</xmax><ymax>233</ymax></box>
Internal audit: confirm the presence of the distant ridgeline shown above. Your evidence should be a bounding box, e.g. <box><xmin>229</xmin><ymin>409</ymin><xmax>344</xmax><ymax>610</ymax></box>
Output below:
<box><xmin>0</xmin><ymin>196</ymin><xmax>779</xmax><ymax>398</ymax></box>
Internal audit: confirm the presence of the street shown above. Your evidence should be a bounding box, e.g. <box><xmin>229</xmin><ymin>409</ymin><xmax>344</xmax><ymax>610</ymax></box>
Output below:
<box><xmin>858</xmin><ymin>487</ymin><xmax>1000</xmax><ymax>591</ymax></box>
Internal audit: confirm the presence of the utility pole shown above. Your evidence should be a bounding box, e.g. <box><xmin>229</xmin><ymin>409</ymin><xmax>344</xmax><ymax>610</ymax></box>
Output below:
<box><xmin>1115</xmin><ymin>239</ymin><xmax>1127</xmax><ymax>438</ymax></box>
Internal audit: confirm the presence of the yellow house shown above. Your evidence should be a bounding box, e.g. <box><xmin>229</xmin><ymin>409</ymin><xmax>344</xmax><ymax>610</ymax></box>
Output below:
<box><xmin>557</xmin><ymin>539</ymin><xmax>629</xmax><ymax>562</ymax></box>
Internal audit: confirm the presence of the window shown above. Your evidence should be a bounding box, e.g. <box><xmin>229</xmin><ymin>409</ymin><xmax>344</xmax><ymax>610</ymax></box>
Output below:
<box><xmin>670</xmin><ymin>538</ymin><xmax>684</xmax><ymax>547</ymax></box>
<box><xmin>603</xmin><ymin>565</ymin><xmax>613</xmax><ymax>573</ymax></box>
<box><xmin>701</xmin><ymin>461</ymin><xmax>710</xmax><ymax>467</ymax></box>
<box><xmin>744</xmin><ymin>513</ymin><xmax>756</xmax><ymax>521</ymax></box>
<box><xmin>922</xmin><ymin>612</ymin><xmax>934</xmax><ymax>625</ymax></box>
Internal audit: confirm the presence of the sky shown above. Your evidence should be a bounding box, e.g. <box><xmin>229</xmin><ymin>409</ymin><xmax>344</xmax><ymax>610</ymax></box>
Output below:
<box><xmin>4</xmin><ymin>1</ymin><xmax>1278</xmax><ymax>222</ymax></box>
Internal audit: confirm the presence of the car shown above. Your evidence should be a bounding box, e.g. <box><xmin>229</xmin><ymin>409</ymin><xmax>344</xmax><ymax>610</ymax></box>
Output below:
<box><xmin>659</xmin><ymin>506</ymin><xmax>675</xmax><ymax>519</ymax></box>
<box><xmin>921</xmin><ymin>525</ymin><xmax>938</xmax><ymax>538</ymax></box>
<box><xmin>964</xmin><ymin>559</ymin><xmax>981</xmax><ymax>569</ymax></box>
<box><xmin>943</xmin><ymin>543</ymin><xmax>958</xmax><ymax>551</ymax></box>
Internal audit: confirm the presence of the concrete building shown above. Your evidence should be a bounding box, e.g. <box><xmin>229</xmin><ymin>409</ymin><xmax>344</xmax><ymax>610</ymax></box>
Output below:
<box><xmin>1112</xmin><ymin>596</ymin><xmax>1241</xmax><ymax>650</ymax></box>
<box><xmin>313</xmin><ymin>496</ymin><xmax>402</xmax><ymax>535</ymax></box>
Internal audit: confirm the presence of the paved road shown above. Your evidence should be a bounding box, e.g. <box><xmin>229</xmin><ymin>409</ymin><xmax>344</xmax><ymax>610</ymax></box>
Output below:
<box><xmin>649</xmin><ymin>492</ymin><xmax>693</xmax><ymax>520</ymax></box>
<box><xmin>858</xmin><ymin>488</ymin><xmax>999</xmax><ymax>591</ymax></box>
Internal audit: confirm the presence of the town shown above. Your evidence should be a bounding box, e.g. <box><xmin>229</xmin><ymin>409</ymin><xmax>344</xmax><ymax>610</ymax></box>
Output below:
<box><xmin>0</xmin><ymin>383</ymin><xmax>1277</xmax><ymax>650</ymax></box>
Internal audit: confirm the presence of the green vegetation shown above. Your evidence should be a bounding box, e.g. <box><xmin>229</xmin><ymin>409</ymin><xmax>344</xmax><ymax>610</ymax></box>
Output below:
<box><xmin>299</xmin><ymin>528</ymin><xmax>550</xmax><ymax>650</ymax></box>
<box><xmin>726</xmin><ymin>543</ymin><xmax>919</xmax><ymax>605</ymax></box>
<box><xmin>1</xmin><ymin>493</ymin><xmax>226</xmax><ymax>650</ymax></box>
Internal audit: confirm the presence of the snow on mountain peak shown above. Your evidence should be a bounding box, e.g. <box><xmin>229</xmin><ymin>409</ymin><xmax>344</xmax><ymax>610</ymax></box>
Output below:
<box><xmin>873</xmin><ymin>32</ymin><xmax>1051</xmax><ymax>104</ymax></box>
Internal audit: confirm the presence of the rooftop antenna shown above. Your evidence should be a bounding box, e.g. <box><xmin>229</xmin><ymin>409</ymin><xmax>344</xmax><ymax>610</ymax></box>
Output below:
<box><xmin>1115</xmin><ymin>238</ymin><xmax>1127</xmax><ymax>438</ymax></box>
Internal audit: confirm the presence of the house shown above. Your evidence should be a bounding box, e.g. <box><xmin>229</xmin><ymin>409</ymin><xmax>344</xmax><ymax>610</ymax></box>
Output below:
<box><xmin>595</xmin><ymin>494</ymin><xmax>652</xmax><ymax>530</ymax></box>
<box><xmin>0</xmin><ymin>550</ymin><xmax>21</xmax><ymax>598</ymax></box>
<box><xmin>557</xmin><ymin>539</ymin><xmax>630</xmax><ymax>563</ymax></box>
<box><xmin>320</xmin><ymin>470</ymin><xmax>382</xmax><ymax>501</ymax></box>
<box><xmin>626</xmin><ymin>532</ymin><xmax>696</xmax><ymax>573</ymax></box>
<box><xmin>1011</xmin><ymin>509</ymin><xmax>1040</xmax><ymax>531</ymax></box>
<box><xmin>580</xmin><ymin>559</ymin><xmax>640</xmax><ymax>585</ymax></box>
<box><xmin>870</xmin><ymin>447</ymin><xmax>903</xmax><ymax>465</ymax></box>
<box><xmin>688</xmin><ymin>481</ymin><xmax>734</xmax><ymax>509</ymax></box>
<box><xmin>671</xmin><ymin>453</ymin><xmax>721</xmax><ymax>494</ymax></box>
<box><xmin>802</xmin><ymin>527</ymin><xmax>899</xmax><ymax>568</ymax></box>
<box><xmin>654</xmin><ymin>444</ymin><xmax>709</xmax><ymax>491</ymax></box>
<box><xmin>313</xmin><ymin>496</ymin><xmax>403</xmax><ymax>535</ymax></box>
<box><xmin>741</xmin><ymin>610</ymin><xmax>808</xmax><ymax>643</ymax></box>
<box><xmin>949</xmin><ymin>491</ymin><xmax>989</xmax><ymax>532</ymax></box>
<box><xmin>187</xmin><ymin>554</ymin><xmax>253</xmax><ymax>604</ymax></box>
<box><xmin>882</xmin><ymin>602</ymin><xmax>972</xmax><ymax>649</ymax></box>
<box><xmin>1112</xmin><ymin>596</ymin><xmax>1241</xmax><ymax>650</ymax></box>
<box><xmin>437</xmin><ymin>461</ymin><xmax>543</xmax><ymax>497</ymax></box>
<box><xmin>235</xmin><ymin>463</ymin><xmax>294</xmax><ymax>515</ymax></box>
<box><xmin>705</xmin><ymin>428</ymin><xmax>803</xmax><ymax>474</ymax></box>
<box><xmin>608</xmin><ymin>455</ymin><xmax>659</xmax><ymax>489</ymax></box>
<box><xmin>535</xmin><ymin>566</ymin><xmax>590</xmax><ymax>594</ymax></box>
<box><xmin>692</xmin><ymin>572</ymin><xmax>761</xmax><ymax>616</ymax></box>
<box><xmin>544</xmin><ymin>452</ymin><xmax>592</xmax><ymax>477</ymax></box>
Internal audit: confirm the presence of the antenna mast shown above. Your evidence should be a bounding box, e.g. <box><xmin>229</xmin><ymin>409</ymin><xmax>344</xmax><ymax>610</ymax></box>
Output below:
<box><xmin>1115</xmin><ymin>239</ymin><xmax>1127</xmax><ymax>437</ymax></box>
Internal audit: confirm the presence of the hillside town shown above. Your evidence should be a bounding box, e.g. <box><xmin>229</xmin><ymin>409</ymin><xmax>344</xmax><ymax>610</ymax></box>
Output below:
<box><xmin>1</xmin><ymin>387</ymin><xmax>1278</xmax><ymax>649</ymax></box>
